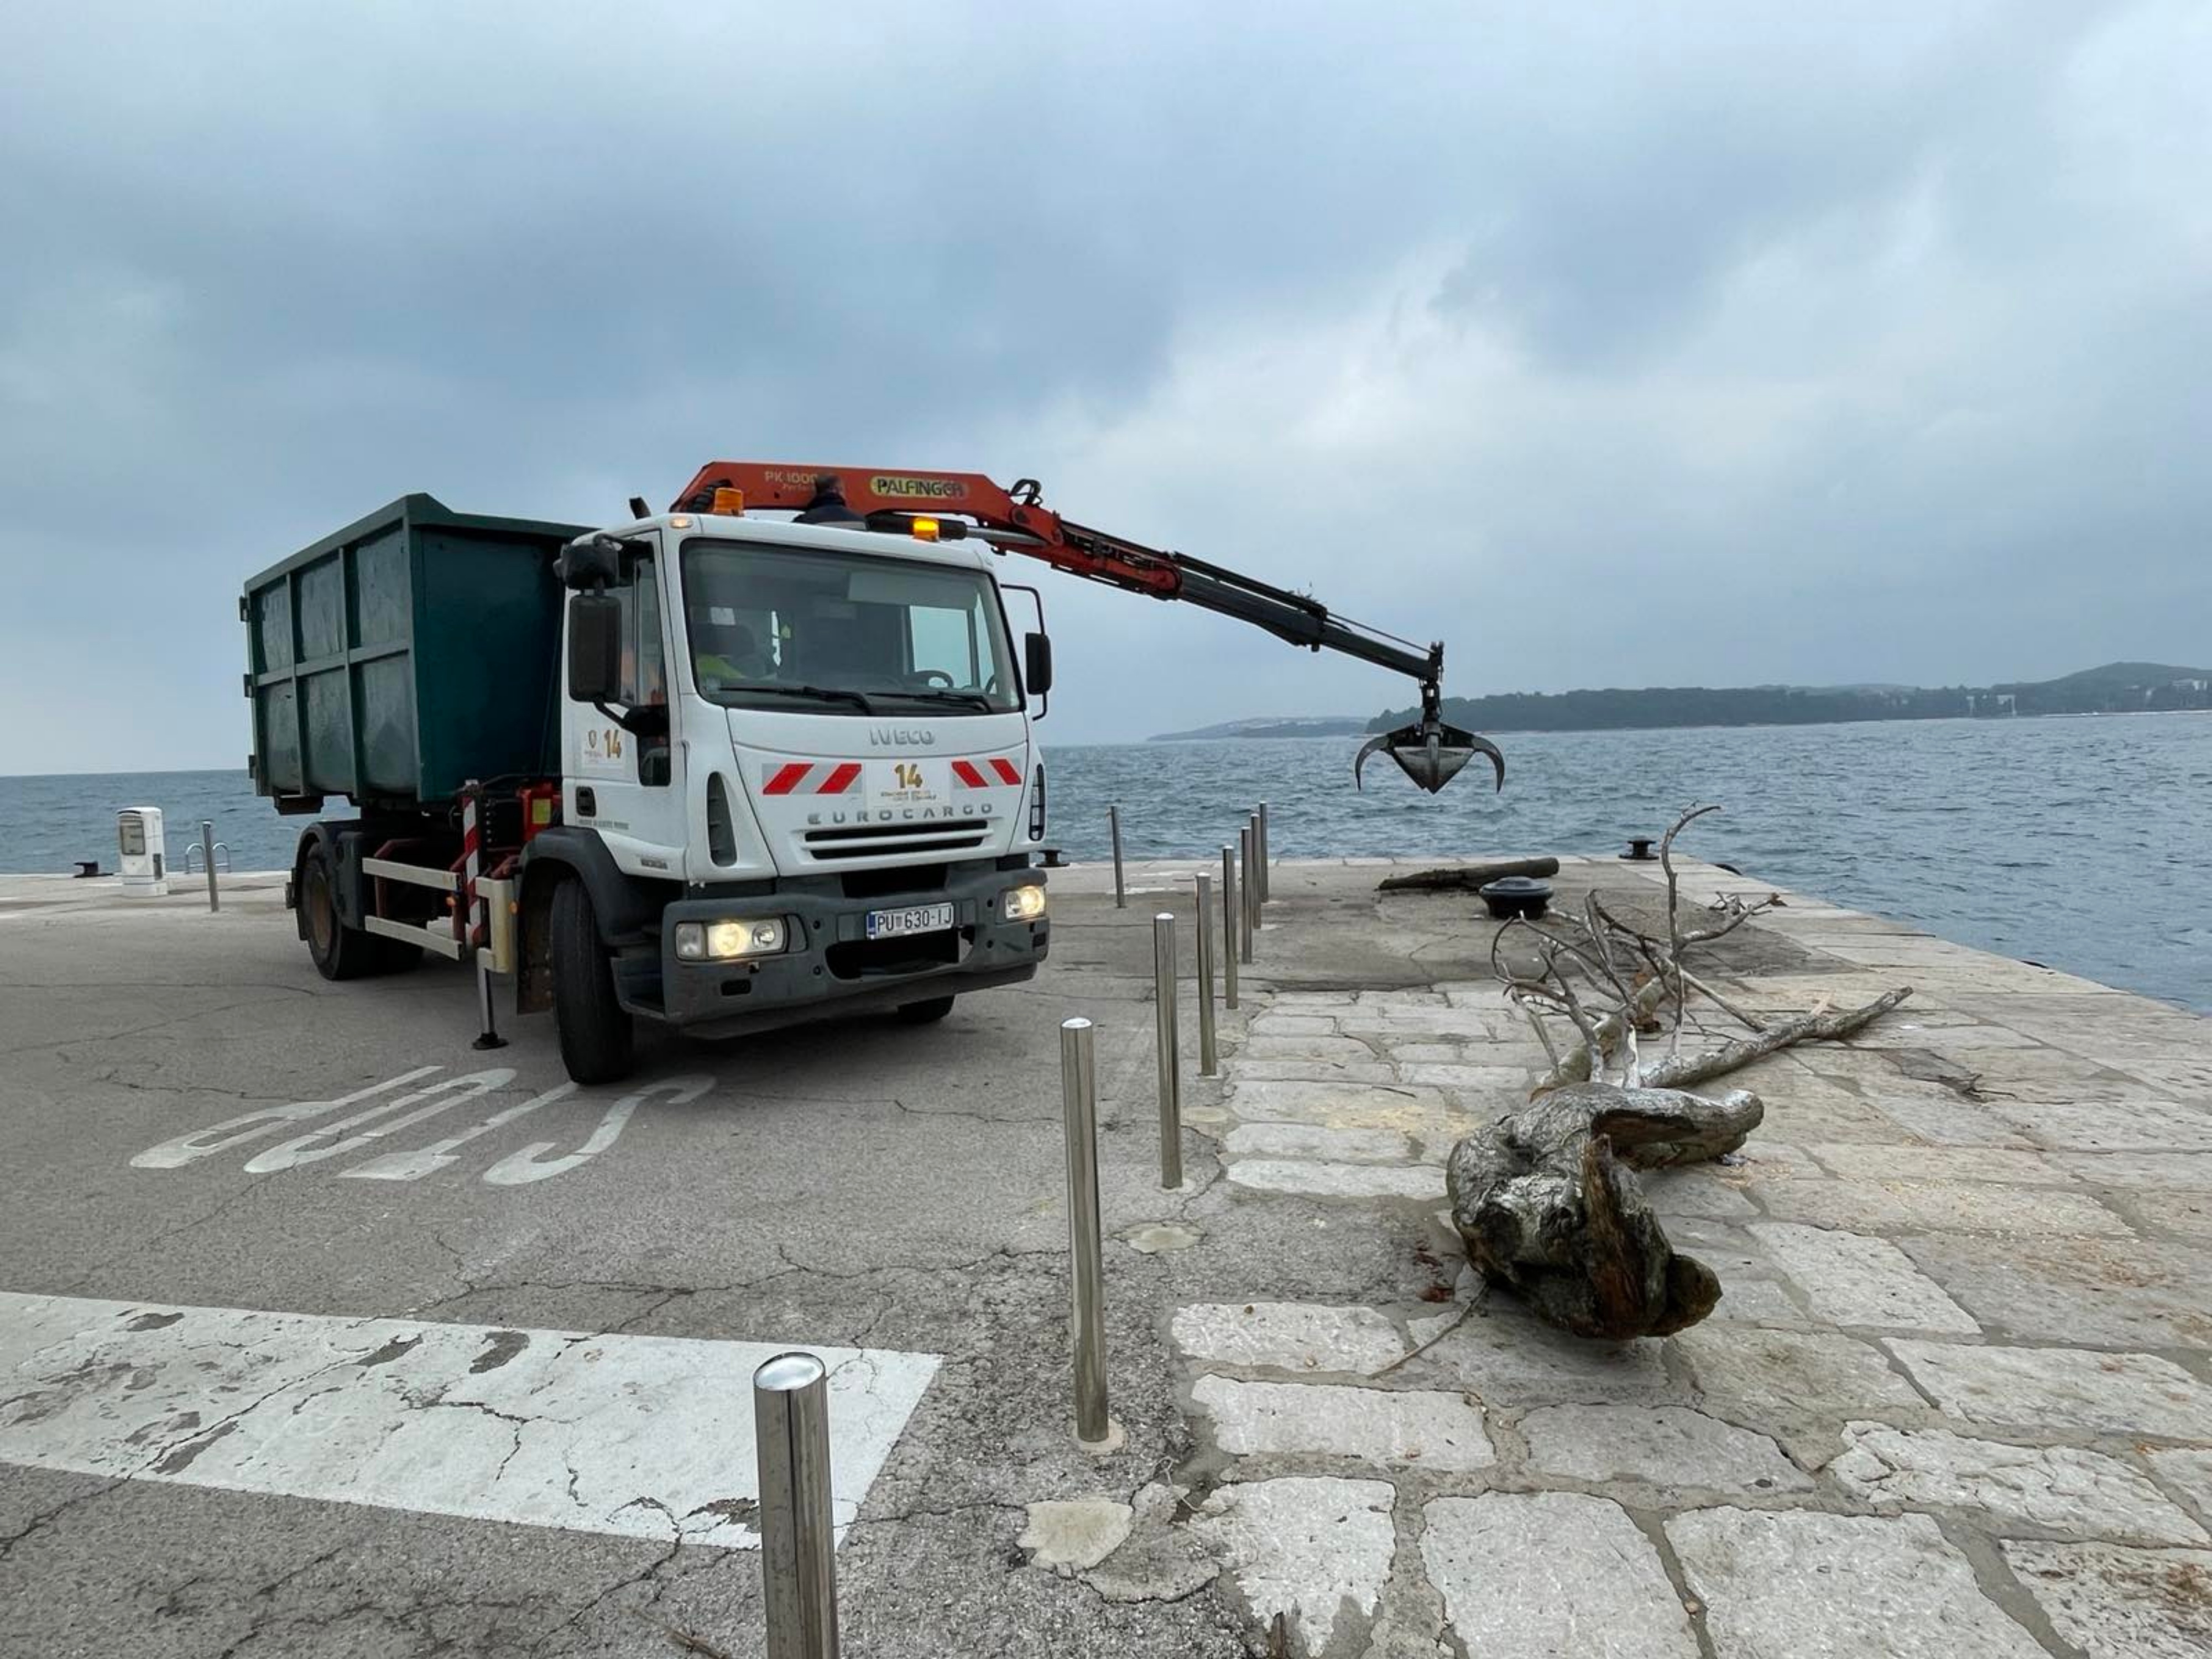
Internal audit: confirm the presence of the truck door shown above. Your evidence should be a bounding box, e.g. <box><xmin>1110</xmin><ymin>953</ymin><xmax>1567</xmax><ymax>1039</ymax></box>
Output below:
<box><xmin>568</xmin><ymin>535</ymin><xmax>688</xmax><ymax>878</ymax></box>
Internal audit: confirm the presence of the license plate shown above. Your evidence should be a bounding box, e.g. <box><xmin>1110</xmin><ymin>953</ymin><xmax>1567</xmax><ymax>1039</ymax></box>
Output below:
<box><xmin>865</xmin><ymin>901</ymin><xmax>956</xmax><ymax>941</ymax></box>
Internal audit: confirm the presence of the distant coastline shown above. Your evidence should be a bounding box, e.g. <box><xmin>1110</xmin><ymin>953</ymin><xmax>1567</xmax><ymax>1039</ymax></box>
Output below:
<box><xmin>1147</xmin><ymin>715</ymin><xmax>1371</xmax><ymax>742</ymax></box>
<box><xmin>1359</xmin><ymin>660</ymin><xmax>2212</xmax><ymax>737</ymax></box>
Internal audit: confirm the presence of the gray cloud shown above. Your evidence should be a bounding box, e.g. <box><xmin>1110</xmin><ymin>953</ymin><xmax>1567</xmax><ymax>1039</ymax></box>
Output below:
<box><xmin>2</xmin><ymin>1</ymin><xmax>2206</xmax><ymax>770</ymax></box>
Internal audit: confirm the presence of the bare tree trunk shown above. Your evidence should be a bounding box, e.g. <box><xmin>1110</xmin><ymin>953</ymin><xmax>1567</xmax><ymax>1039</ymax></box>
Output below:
<box><xmin>1446</xmin><ymin>1081</ymin><xmax>1764</xmax><ymax>1339</ymax></box>
<box><xmin>1634</xmin><ymin>987</ymin><xmax>1913</xmax><ymax>1091</ymax></box>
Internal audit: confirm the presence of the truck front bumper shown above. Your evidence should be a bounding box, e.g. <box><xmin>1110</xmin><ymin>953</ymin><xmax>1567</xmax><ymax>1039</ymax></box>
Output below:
<box><xmin>646</xmin><ymin>863</ymin><xmax>1048</xmax><ymax>1038</ymax></box>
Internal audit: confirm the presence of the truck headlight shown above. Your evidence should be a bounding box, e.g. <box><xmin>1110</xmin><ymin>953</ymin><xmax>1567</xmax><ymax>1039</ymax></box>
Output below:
<box><xmin>1003</xmin><ymin>884</ymin><xmax>1047</xmax><ymax>923</ymax></box>
<box><xmin>675</xmin><ymin>917</ymin><xmax>789</xmax><ymax>961</ymax></box>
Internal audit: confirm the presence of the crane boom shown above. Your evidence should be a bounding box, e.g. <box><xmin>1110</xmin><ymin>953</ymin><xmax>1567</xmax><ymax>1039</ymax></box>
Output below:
<box><xmin>669</xmin><ymin>461</ymin><xmax>1501</xmax><ymax>792</ymax></box>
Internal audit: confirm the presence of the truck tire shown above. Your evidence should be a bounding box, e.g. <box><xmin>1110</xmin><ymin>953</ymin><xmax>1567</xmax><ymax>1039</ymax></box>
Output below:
<box><xmin>551</xmin><ymin>878</ymin><xmax>635</xmax><ymax>1084</ymax></box>
<box><xmin>895</xmin><ymin>995</ymin><xmax>957</xmax><ymax>1025</ymax></box>
<box><xmin>300</xmin><ymin>843</ymin><xmax>381</xmax><ymax>982</ymax></box>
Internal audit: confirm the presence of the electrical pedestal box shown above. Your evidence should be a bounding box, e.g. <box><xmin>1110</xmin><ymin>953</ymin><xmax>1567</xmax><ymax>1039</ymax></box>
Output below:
<box><xmin>117</xmin><ymin>807</ymin><xmax>168</xmax><ymax>898</ymax></box>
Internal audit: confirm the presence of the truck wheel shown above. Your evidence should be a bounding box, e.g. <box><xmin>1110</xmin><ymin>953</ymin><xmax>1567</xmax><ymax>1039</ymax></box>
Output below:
<box><xmin>551</xmin><ymin>878</ymin><xmax>634</xmax><ymax>1084</ymax></box>
<box><xmin>300</xmin><ymin>843</ymin><xmax>379</xmax><ymax>982</ymax></box>
<box><xmin>896</xmin><ymin>995</ymin><xmax>957</xmax><ymax>1025</ymax></box>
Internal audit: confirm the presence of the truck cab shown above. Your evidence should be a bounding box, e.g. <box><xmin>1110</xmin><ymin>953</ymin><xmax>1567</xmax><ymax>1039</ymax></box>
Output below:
<box><xmin>525</xmin><ymin>503</ymin><xmax>1053</xmax><ymax>1076</ymax></box>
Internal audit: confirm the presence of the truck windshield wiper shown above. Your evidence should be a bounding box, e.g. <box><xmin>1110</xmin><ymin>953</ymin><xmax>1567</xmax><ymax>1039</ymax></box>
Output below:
<box><xmin>892</xmin><ymin>690</ymin><xmax>998</xmax><ymax>712</ymax></box>
<box><xmin>733</xmin><ymin>685</ymin><xmax>876</xmax><ymax>714</ymax></box>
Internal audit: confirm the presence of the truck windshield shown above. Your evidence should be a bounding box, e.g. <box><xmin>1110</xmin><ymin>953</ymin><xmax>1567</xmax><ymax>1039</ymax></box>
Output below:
<box><xmin>680</xmin><ymin>539</ymin><xmax>1021</xmax><ymax>714</ymax></box>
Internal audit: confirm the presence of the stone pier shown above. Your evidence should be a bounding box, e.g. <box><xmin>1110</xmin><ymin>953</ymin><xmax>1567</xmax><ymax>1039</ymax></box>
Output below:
<box><xmin>1045</xmin><ymin>853</ymin><xmax>2212</xmax><ymax>1658</ymax></box>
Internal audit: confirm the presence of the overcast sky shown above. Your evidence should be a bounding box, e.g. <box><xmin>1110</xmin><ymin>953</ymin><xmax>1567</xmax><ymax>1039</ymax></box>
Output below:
<box><xmin>3</xmin><ymin>2</ymin><xmax>2206</xmax><ymax>773</ymax></box>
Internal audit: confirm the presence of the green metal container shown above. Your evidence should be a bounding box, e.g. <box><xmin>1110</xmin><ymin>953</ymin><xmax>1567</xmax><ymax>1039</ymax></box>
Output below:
<box><xmin>243</xmin><ymin>494</ymin><xmax>587</xmax><ymax>812</ymax></box>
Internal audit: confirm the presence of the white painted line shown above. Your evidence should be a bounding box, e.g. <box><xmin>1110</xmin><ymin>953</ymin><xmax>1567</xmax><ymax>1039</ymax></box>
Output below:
<box><xmin>0</xmin><ymin>1292</ymin><xmax>938</xmax><ymax>1548</ymax></box>
<box><xmin>129</xmin><ymin>1069</ymin><xmax>712</xmax><ymax>1187</ymax></box>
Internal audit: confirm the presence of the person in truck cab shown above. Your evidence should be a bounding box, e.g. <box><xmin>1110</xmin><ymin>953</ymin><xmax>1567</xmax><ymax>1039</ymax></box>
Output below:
<box><xmin>691</xmin><ymin>609</ymin><xmax>770</xmax><ymax>686</ymax></box>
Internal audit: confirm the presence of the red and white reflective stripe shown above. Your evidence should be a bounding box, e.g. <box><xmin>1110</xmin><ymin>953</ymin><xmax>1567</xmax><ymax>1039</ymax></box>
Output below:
<box><xmin>953</xmin><ymin>757</ymin><xmax>1026</xmax><ymax>789</ymax></box>
<box><xmin>461</xmin><ymin>786</ymin><xmax>484</xmax><ymax>948</ymax></box>
<box><xmin>761</xmin><ymin>761</ymin><xmax>862</xmax><ymax>796</ymax></box>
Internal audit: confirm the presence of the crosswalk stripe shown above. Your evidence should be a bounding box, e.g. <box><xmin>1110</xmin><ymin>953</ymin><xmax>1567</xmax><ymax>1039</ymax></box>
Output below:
<box><xmin>0</xmin><ymin>1291</ymin><xmax>938</xmax><ymax>1547</ymax></box>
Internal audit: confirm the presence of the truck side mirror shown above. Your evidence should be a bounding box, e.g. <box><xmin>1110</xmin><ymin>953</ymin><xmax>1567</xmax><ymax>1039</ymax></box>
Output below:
<box><xmin>567</xmin><ymin>593</ymin><xmax>623</xmax><ymax>704</ymax></box>
<box><xmin>1024</xmin><ymin>632</ymin><xmax>1053</xmax><ymax>697</ymax></box>
<box><xmin>556</xmin><ymin>536</ymin><xmax>625</xmax><ymax>591</ymax></box>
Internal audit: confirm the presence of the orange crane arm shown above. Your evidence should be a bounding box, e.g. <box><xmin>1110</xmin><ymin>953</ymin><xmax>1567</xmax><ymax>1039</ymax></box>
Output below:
<box><xmin>667</xmin><ymin>461</ymin><xmax>1501</xmax><ymax>791</ymax></box>
<box><xmin>670</xmin><ymin>462</ymin><xmax>1182</xmax><ymax>597</ymax></box>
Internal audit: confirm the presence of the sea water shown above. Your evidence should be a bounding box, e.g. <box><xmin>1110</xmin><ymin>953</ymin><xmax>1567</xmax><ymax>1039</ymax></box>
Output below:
<box><xmin>4</xmin><ymin>713</ymin><xmax>2206</xmax><ymax>1010</ymax></box>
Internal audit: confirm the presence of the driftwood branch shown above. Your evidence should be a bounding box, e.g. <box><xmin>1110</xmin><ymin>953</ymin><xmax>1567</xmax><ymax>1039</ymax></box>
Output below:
<box><xmin>1527</xmin><ymin>978</ymin><xmax>1668</xmax><ymax>1092</ymax></box>
<box><xmin>1447</xmin><ymin>1081</ymin><xmax>1764</xmax><ymax>1339</ymax></box>
<box><xmin>1635</xmin><ymin>985</ymin><xmax>1914</xmax><ymax>1091</ymax></box>
<box><xmin>1449</xmin><ymin>804</ymin><xmax>1919</xmax><ymax>1341</ymax></box>
<box><xmin>1378</xmin><ymin>856</ymin><xmax>1561</xmax><ymax>893</ymax></box>
<box><xmin>1495</xmin><ymin>803</ymin><xmax>1906</xmax><ymax>1095</ymax></box>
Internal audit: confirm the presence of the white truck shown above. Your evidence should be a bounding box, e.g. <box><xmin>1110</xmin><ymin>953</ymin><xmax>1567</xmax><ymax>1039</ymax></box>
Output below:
<box><xmin>243</xmin><ymin>463</ymin><xmax>1495</xmax><ymax>1083</ymax></box>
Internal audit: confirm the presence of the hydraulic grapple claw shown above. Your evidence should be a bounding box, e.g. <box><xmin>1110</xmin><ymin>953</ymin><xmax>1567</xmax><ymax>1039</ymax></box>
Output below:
<box><xmin>1354</xmin><ymin>719</ymin><xmax>1505</xmax><ymax>794</ymax></box>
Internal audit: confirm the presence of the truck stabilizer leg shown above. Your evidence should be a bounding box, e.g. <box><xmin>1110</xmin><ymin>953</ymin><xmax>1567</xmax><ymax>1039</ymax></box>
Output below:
<box><xmin>472</xmin><ymin>954</ymin><xmax>508</xmax><ymax>1051</ymax></box>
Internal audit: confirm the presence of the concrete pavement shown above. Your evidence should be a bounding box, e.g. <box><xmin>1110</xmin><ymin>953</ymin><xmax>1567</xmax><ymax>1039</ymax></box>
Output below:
<box><xmin>4</xmin><ymin>854</ymin><xmax>2212</xmax><ymax>1656</ymax></box>
<box><xmin>0</xmin><ymin>864</ymin><xmax>1252</xmax><ymax>1657</ymax></box>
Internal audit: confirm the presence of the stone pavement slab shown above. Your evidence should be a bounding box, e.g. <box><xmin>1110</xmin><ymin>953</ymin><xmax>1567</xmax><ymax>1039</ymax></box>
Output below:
<box><xmin>1749</xmin><ymin>1223</ymin><xmax>1980</xmax><ymax>1332</ymax></box>
<box><xmin>1191</xmin><ymin>1376</ymin><xmax>1494</xmax><ymax>1470</ymax></box>
<box><xmin>1991</xmin><ymin>1100</ymin><xmax>2212</xmax><ymax>1152</ymax></box>
<box><xmin>2146</xmin><ymin>1448</ymin><xmax>2212</xmax><ymax>1520</ymax></box>
<box><xmin>1832</xmin><ymin>1423</ymin><xmax>2209</xmax><ymax>1545</ymax></box>
<box><xmin>2003</xmin><ymin>1540</ymin><xmax>2212</xmax><ymax>1658</ymax></box>
<box><xmin>1192</xmin><ymin>1477</ymin><xmax>1396</xmax><ymax>1656</ymax></box>
<box><xmin>1667</xmin><ymin>1507</ymin><xmax>2046</xmax><ymax>1658</ymax></box>
<box><xmin>1899</xmin><ymin>1234</ymin><xmax>2212</xmax><ymax>1349</ymax></box>
<box><xmin>1223</xmin><ymin>1159</ymin><xmax>1447</xmax><ymax>1201</ymax></box>
<box><xmin>1422</xmin><ymin>1491</ymin><xmax>1698</xmax><ymax>1657</ymax></box>
<box><xmin>1888</xmin><ymin>1341</ymin><xmax>2212</xmax><ymax>1438</ymax></box>
<box><xmin>1671</xmin><ymin>1324</ymin><xmax>1929</xmax><ymax>1418</ymax></box>
<box><xmin>1220</xmin><ymin>1123</ymin><xmax>1415</xmax><ymax>1162</ymax></box>
<box><xmin>1171</xmin><ymin>1302</ymin><xmax>1407</xmax><ymax>1377</ymax></box>
<box><xmin>1518</xmin><ymin>1404</ymin><xmax>1811</xmax><ymax>1496</ymax></box>
<box><xmin>1752</xmin><ymin>1177</ymin><xmax>2131</xmax><ymax>1236</ymax></box>
<box><xmin>1400</xmin><ymin>1311</ymin><xmax>1681</xmax><ymax>1406</ymax></box>
<box><xmin>1808</xmin><ymin>1144</ymin><xmax>2065</xmax><ymax>1184</ymax></box>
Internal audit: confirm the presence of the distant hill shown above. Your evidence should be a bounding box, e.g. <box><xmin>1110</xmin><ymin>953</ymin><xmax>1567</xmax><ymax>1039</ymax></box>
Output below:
<box><xmin>1148</xmin><ymin>714</ymin><xmax>1371</xmax><ymax>742</ymax></box>
<box><xmin>2026</xmin><ymin>661</ymin><xmax>2211</xmax><ymax>691</ymax></box>
<box><xmin>1369</xmin><ymin>662</ymin><xmax>2212</xmax><ymax>736</ymax></box>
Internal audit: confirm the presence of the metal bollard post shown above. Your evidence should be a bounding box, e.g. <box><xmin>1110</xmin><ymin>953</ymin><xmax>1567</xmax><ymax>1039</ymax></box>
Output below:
<box><xmin>1238</xmin><ymin>825</ymin><xmax>1256</xmax><ymax>963</ymax></box>
<box><xmin>1108</xmin><ymin>804</ymin><xmax>1126</xmax><ymax>909</ymax></box>
<box><xmin>199</xmin><ymin>821</ymin><xmax>220</xmax><ymax>913</ymax></box>
<box><xmin>1193</xmin><ymin>873</ymin><xmax>1218</xmax><ymax>1076</ymax></box>
<box><xmin>754</xmin><ymin>1351</ymin><xmax>840</xmax><ymax>1659</ymax></box>
<box><xmin>1246</xmin><ymin>814</ymin><xmax>1263</xmax><ymax>930</ymax></box>
<box><xmin>1220</xmin><ymin>846</ymin><xmax>1239</xmax><ymax>1010</ymax></box>
<box><xmin>1258</xmin><ymin>801</ymin><xmax>1270</xmax><ymax>903</ymax></box>
<box><xmin>1060</xmin><ymin>1018</ymin><xmax>1110</xmax><ymax>1442</ymax></box>
<box><xmin>1153</xmin><ymin>912</ymin><xmax>1183</xmax><ymax>1188</ymax></box>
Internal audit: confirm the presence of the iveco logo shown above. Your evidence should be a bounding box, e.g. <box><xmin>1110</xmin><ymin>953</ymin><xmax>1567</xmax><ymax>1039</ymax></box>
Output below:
<box><xmin>869</xmin><ymin>727</ymin><xmax>936</xmax><ymax>747</ymax></box>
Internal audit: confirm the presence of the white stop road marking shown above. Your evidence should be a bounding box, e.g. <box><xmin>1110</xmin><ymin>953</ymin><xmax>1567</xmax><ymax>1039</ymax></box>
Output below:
<box><xmin>0</xmin><ymin>1291</ymin><xmax>938</xmax><ymax>1547</ymax></box>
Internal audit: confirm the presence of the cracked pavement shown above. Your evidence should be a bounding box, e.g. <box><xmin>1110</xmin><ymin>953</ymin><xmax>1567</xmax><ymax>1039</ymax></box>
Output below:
<box><xmin>0</xmin><ymin>868</ymin><xmax>1257</xmax><ymax>1657</ymax></box>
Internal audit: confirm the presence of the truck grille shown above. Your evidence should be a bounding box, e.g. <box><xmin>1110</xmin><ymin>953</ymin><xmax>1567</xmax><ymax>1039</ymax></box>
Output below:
<box><xmin>802</xmin><ymin>823</ymin><xmax>991</xmax><ymax>862</ymax></box>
